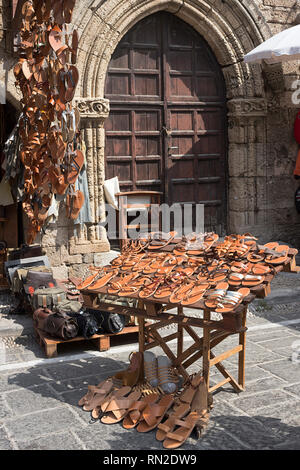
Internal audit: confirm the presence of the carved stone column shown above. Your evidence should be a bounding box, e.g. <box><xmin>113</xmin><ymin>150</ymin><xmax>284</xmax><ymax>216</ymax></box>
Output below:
<box><xmin>69</xmin><ymin>97</ymin><xmax>111</xmax><ymax>255</ymax></box>
<box><xmin>227</xmin><ymin>98</ymin><xmax>268</xmax><ymax>236</ymax></box>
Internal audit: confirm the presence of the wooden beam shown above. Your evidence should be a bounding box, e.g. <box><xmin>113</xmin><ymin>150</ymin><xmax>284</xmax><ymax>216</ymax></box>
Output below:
<box><xmin>209</xmin><ymin>345</ymin><xmax>243</xmax><ymax>367</ymax></box>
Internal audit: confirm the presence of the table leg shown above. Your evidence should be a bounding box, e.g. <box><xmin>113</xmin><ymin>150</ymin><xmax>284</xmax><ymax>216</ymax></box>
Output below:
<box><xmin>202</xmin><ymin>308</ymin><xmax>211</xmax><ymax>392</ymax></box>
<box><xmin>137</xmin><ymin>300</ymin><xmax>145</xmax><ymax>353</ymax></box>
<box><xmin>238</xmin><ymin>305</ymin><xmax>247</xmax><ymax>390</ymax></box>
<box><xmin>177</xmin><ymin>306</ymin><xmax>184</xmax><ymax>357</ymax></box>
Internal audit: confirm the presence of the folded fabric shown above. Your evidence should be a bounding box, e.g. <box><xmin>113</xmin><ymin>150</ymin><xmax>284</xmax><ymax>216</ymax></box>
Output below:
<box><xmin>0</xmin><ymin>178</ymin><xmax>14</xmax><ymax>206</ymax></box>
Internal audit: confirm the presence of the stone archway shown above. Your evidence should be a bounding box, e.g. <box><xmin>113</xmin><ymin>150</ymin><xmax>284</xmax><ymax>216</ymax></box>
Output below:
<box><xmin>73</xmin><ymin>0</ymin><xmax>273</xmax><ymax>248</ymax></box>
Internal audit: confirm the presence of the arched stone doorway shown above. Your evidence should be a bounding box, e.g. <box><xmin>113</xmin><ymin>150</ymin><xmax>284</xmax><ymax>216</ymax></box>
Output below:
<box><xmin>74</xmin><ymin>0</ymin><xmax>271</xmax><ymax>253</ymax></box>
<box><xmin>104</xmin><ymin>12</ymin><xmax>227</xmax><ymax>235</ymax></box>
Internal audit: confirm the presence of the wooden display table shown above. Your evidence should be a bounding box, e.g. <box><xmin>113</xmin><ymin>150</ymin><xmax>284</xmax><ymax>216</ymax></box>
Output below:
<box><xmin>81</xmin><ymin>246</ymin><xmax>299</xmax><ymax>395</ymax></box>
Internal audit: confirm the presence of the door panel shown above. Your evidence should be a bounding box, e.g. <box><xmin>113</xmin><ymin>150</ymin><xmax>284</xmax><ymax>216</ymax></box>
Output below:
<box><xmin>105</xmin><ymin>12</ymin><xmax>227</xmax><ymax>234</ymax></box>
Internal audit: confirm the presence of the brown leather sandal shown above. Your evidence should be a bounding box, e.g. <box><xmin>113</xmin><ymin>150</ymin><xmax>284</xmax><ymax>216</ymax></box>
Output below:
<box><xmin>136</xmin><ymin>395</ymin><xmax>174</xmax><ymax>433</ymax></box>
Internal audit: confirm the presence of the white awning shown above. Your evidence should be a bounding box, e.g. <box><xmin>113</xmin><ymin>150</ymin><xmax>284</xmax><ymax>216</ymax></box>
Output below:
<box><xmin>244</xmin><ymin>25</ymin><xmax>300</xmax><ymax>64</ymax></box>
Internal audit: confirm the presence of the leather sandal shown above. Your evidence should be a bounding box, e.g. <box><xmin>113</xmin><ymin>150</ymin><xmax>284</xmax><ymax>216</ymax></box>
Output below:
<box><xmin>101</xmin><ymin>390</ymin><xmax>142</xmax><ymax>424</ymax></box>
<box><xmin>180</xmin><ymin>282</ymin><xmax>209</xmax><ymax>306</ymax></box>
<box><xmin>136</xmin><ymin>395</ymin><xmax>174</xmax><ymax>433</ymax></box>
<box><xmin>162</xmin><ymin>377</ymin><xmax>209</xmax><ymax>449</ymax></box>
<box><xmin>79</xmin><ymin>379</ymin><xmax>113</xmax><ymax>411</ymax></box>
<box><xmin>87</xmin><ymin>269</ymin><xmax>119</xmax><ymax>290</ymax></box>
<box><xmin>215</xmin><ymin>287</ymin><xmax>250</xmax><ymax>313</ymax></box>
<box><xmin>123</xmin><ymin>394</ymin><xmax>160</xmax><ymax>429</ymax></box>
<box><xmin>156</xmin><ymin>372</ymin><xmax>202</xmax><ymax>441</ymax></box>
<box><xmin>92</xmin><ymin>386</ymin><xmax>132</xmax><ymax>420</ymax></box>
<box><xmin>107</xmin><ymin>273</ymin><xmax>138</xmax><ymax>295</ymax></box>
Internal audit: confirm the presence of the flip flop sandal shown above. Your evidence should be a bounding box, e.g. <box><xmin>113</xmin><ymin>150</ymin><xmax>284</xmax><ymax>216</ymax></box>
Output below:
<box><xmin>136</xmin><ymin>395</ymin><xmax>174</xmax><ymax>433</ymax></box>
<box><xmin>92</xmin><ymin>386</ymin><xmax>132</xmax><ymax>420</ymax></box>
<box><xmin>64</xmin><ymin>0</ymin><xmax>76</xmax><ymax>23</ymax></box>
<box><xmin>22</xmin><ymin>60</ymin><xmax>34</xmax><ymax>79</ymax></box>
<box><xmin>180</xmin><ymin>283</ymin><xmax>209</xmax><ymax>306</ymax></box>
<box><xmin>228</xmin><ymin>272</ymin><xmax>244</xmax><ymax>287</ymax></box>
<box><xmin>76</xmin><ymin>269</ymin><xmax>103</xmax><ymax>290</ymax></box>
<box><xmin>204</xmin><ymin>289</ymin><xmax>228</xmax><ymax>309</ymax></box>
<box><xmin>263</xmin><ymin>242</ymin><xmax>279</xmax><ymax>250</ymax></box>
<box><xmin>247</xmin><ymin>253</ymin><xmax>265</xmax><ymax>263</ymax></box>
<box><xmin>101</xmin><ymin>390</ymin><xmax>142</xmax><ymax>424</ymax></box>
<box><xmin>215</xmin><ymin>288</ymin><xmax>250</xmax><ymax>313</ymax></box>
<box><xmin>66</xmin><ymin>189</ymin><xmax>85</xmax><ymax>219</ymax></box>
<box><xmin>266</xmin><ymin>245</ymin><xmax>290</xmax><ymax>265</ymax></box>
<box><xmin>252</xmin><ymin>264</ymin><xmax>271</xmax><ymax>275</ymax></box>
<box><xmin>65</xmin><ymin>66</ymin><xmax>79</xmax><ymax>102</ymax></box>
<box><xmin>71</xmin><ymin>29</ymin><xmax>79</xmax><ymax>64</ymax></box>
<box><xmin>156</xmin><ymin>265</ymin><xmax>175</xmax><ymax>275</ymax></box>
<box><xmin>147</xmin><ymin>231</ymin><xmax>177</xmax><ymax>251</ymax></box>
<box><xmin>153</xmin><ymin>277</ymin><xmax>183</xmax><ymax>300</ymax></box>
<box><xmin>67</xmin><ymin>149</ymin><xmax>84</xmax><ymax>184</ymax></box>
<box><xmin>174</xmin><ymin>266</ymin><xmax>196</xmax><ymax>277</ymax></box>
<box><xmin>169</xmin><ymin>281</ymin><xmax>192</xmax><ymax>304</ymax></box>
<box><xmin>138</xmin><ymin>278</ymin><xmax>164</xmax><ymax>299</ymax></box>
<box><xmin>207</xmin><ymin>268</ymin><xmax>228</xmax><ymax>284</ymax></box>
<box><xmin>56</xmin><ymin>45</ymin><xmax>70</xmax><ymax>65</ymax></box>
<box><xmin>87</xmin><ymin>269</ymin><xmax>119</xmax><ymax>290</ymax></box>
<box><xmin>123</xmin><ymin>394</ymin><xmax>160</xmax><ymax>430</ymax></box>
<box><xmin>49</xmin><ymin>26</ymin><xmax>64</xmax><ymax>52</ymax></box>
<box><xmin>107</xmin><ymin>273</ymin><xmax>138</xmax><ymax>295</ymax></box>
<box><xmin>230</xmin><ymin>262</ymin><xmax>252</xmax><ymax>273</ymax></box>
<box><xmin>240</xmin><ymin>233</ymin><xmax>258</xmax><ymax>246</ymax></box>
<box><xmin>80</xmin><ymin>379</ymin><xmax>113</xmax><ymax>410</ymax></box>
<box><xmin>242</xmin><ymin>274</ymin><xmax>264</xmax><ymax>287</ymax></box>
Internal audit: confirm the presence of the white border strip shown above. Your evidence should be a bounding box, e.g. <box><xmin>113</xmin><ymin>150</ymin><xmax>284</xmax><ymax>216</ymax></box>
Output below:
<box><xmin>0</xmin><ymin>317</ymin><xmax>299</xmax><ymax>372</ymax></box>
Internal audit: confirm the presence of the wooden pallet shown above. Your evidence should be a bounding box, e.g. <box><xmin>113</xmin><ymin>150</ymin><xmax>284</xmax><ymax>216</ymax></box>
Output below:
<box><xmin>34</xmin><ymin>325</ymin><xmax>141</xmax><ymax>358</ymax></box>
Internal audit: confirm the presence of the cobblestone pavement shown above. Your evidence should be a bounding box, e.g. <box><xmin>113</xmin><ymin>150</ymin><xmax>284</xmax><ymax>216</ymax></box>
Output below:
<box><xmin>0</xmin><ymin>271</ymin><xmax>299</xmax><ymax>450</ymax></box>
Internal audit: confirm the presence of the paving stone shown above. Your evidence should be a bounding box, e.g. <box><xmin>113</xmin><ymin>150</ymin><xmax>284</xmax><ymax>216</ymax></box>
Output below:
<box><xmin>270</xmin><ymin>440</ymin><xmax>300</xmax><ymax>450</ymax></box>
<box><xmin>45</xmin><ymin>357</ymin><xmax>126</xmax><ymax>381</ymax></box>
<box><xmin>211</xmin><ymin>413</ymin><xmax>283</xmax><ymax>449</ymax></box>
<box><xmin>50</xmin><ymin>374</ymin><xmax>104</xmax><ymax>393</ymax></box>
<box><xmin>259</xmin><ymin>358</ymin><xmax>300</xmax><ymax>382</ymax></box>
<box><xmin>5</xmin><ymin>406</ymin><xmax>85</xmax><ymax>442</ymax></box>
<box><xmin>0</xmin><ymin>368</ymin><xmax>53</xmax><ymax>392</ymax></box>
<box><xmin>4</xmin><ymin>384</ymin><xmax>63</xmax><ymax>416</ymax></box>
<box><xmin>0</xmin><ymin>395</ymin><xmax>13</xmax><ymax>421</ymax></box>
<box><xmin>241</xmin><ymin>342</ymin><xmax>287</xmax><ymax>365</ymax></box>
<box><xmin>0</xmin><ymin>426</ymin><xmax>13</xmax><ymax>450</ymax></box>
<box><xmin>283</xmin><ymin>382</ymin><xmax>300</xmax><ymax>397</ymax></box>
<box><xmin>17</xmin><ymin>431</ymin><xmax>83</xmax><ymax>450</ymax></box>
<box><xmin>215</xmin><ymin>376</ymin><xmax>286</xmax><ymax>401</ymax></box>
<box><xmin>247</xmin><ymin>328</ymin><xmax>297</xmax><ymax>343</ymax></box>
<box><xmin>249</xmin><ymin>401</ymin><xmax>300</xmax><ymax>445</ymax></box>
<box><xmin>229</xmin><ymin>389</ymin><xmax>294</xmax><ymax>414</ymax></box>
<box><xmin>254</xmin><ymin>335</ymin><xmax>300</xmax><ymax>350</ymax></box>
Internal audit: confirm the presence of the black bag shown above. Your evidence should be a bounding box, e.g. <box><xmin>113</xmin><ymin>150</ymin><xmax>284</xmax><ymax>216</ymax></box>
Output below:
<box><xmin>67</xmin><ymin>311</ymin><xmax>99</xmax><ymax>338</ymax></box>
<box><xmin>87</xmin><ymin>309</ymin><xmax>126</xmax><ymax>334</ymax></box>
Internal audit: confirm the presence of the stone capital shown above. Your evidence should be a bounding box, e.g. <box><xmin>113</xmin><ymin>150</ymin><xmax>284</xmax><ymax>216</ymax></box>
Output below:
<box><xmin>227</xmin><ymin>98</ymin><xmax>267</xmax><ymax>117</ymax></box>
<box><xmin>75</xmin><ymin>97</ymin><xmax>110</xmax><ymax>123</ymax></box>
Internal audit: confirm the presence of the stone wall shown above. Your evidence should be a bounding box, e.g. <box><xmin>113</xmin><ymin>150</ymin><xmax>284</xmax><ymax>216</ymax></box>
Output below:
<box><xmin>0</xmin><ymin>0</ymin><xmax>300</xmax><ymax>279</ymax></box>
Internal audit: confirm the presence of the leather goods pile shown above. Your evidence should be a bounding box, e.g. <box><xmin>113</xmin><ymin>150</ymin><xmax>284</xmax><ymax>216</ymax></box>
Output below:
<box><xmin>14</xmin><ymin>0</ymin><xmax>84</xmax><ymax>244</ymax></box>
<box><xmin>78</xmin><ymin>231</ymin><xmax>298</xmax><ymax>311</ymax></box>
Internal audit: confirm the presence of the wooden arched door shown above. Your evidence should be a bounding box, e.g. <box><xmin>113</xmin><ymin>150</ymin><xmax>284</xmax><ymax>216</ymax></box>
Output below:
<box><xmin>104</xmin><ymin>12</ymin><xmax>227</xmax><ymax>234</ymax></box>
